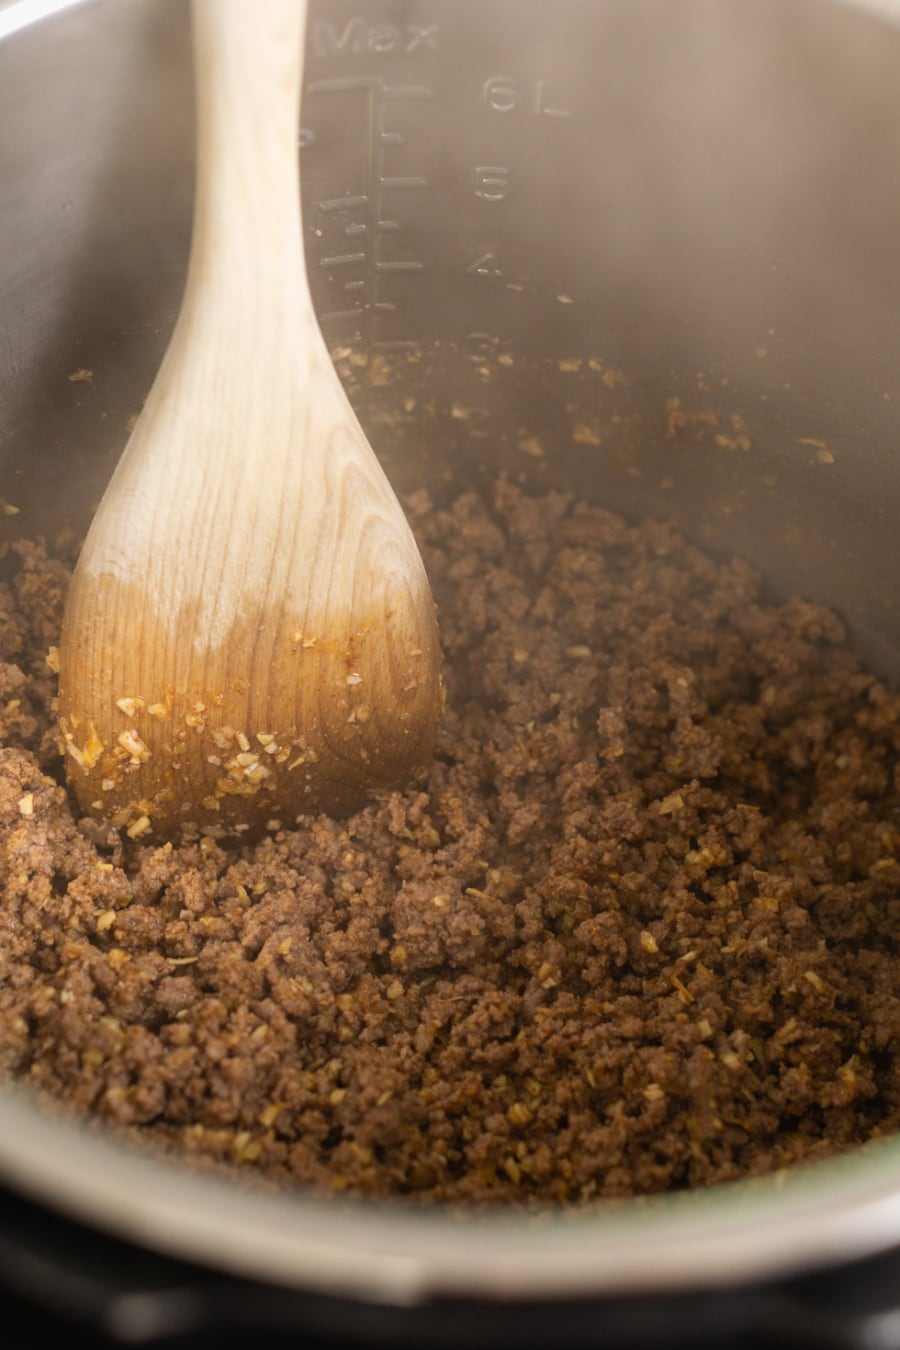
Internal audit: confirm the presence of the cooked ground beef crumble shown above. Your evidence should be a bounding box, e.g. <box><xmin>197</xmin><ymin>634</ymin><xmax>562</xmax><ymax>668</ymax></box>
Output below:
<box><xmin>1</xmin><ymin>480</ymin><xmax>898</xmax><ymax>1206</ymax></box>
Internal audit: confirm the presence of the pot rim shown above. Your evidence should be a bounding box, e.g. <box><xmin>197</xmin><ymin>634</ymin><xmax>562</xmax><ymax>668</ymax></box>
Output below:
<box><xmin>1</xmin><ymin>1085</ymin><xmax>900</xmax><ymax>1302</ymax></box>
<box><xmin>3</xmin><ymin>0</ymin><xmax>900</xmax><ymax>1306</ymax></box>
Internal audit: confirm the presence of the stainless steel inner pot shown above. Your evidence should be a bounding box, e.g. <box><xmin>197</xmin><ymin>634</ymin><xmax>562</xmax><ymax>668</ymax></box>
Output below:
<box><xmin>1</xmin><ymin>0</ymin><xmax>900</xmax><ymax>1307</ymax></box>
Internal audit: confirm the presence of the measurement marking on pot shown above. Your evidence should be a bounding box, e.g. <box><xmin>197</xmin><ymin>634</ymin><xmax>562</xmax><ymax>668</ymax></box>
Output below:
<box><xmin>467</xmin><ymin>249</ymin><xmax>503</xmax><ymax>279</ymax></box>
<box><xmin>319</xmin><ymin>252</ymin><xmax>366</xmax><ymax>267</ymax></box>
<box><xmin>474</xmin><ymin>166</ymin><xmax>511</xmax><ymax>202</ymax></box>
<box><xmin>482</xmin><ymin>74</ymin><xmax>572</xmax><ymax>118</ymax></box>
<box><xmin>312</xmin><ymin>20</ymin><xmax>438</xmax><ymax>59</ymax></box>
<box><xmin>307</xmin><ymin>75</ymin><xmax>431</xmax><ymax>341</ymax></box>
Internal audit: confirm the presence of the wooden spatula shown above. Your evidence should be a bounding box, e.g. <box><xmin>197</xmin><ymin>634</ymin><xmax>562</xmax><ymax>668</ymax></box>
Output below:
<box><xmin>57</xmin><ymin>0</ymin><xmax>442</xmax><ymax>842</ymax></box>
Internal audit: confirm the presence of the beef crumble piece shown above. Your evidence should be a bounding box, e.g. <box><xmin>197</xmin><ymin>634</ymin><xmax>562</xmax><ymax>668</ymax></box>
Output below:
<box><xmin>1</xmin><ymin>482</ymin><xmax>899</xmax><ymax>1206</ymax></box>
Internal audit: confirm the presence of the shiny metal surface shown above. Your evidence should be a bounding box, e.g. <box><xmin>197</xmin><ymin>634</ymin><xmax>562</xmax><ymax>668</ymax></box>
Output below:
<box><xmin>1</xmin><ymin>0</ymin><xmax>900</xmax><ymax>1301</ymax></box>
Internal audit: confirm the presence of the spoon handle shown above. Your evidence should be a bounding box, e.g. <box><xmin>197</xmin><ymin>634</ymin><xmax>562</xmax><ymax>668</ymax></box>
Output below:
<box><xmin>187</xmin><ymin>0</ymin><xmax>310</xmax><ymax>311</ymax></box>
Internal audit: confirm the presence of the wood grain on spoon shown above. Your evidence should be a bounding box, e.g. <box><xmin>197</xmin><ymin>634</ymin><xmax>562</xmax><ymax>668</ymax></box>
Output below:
<box><xmin>57</xmin><ymin>0</ymin><xmax>442</xmax><ymax>841</ymax></box>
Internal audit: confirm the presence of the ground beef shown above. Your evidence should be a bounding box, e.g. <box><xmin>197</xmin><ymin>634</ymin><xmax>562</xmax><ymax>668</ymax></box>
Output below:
<box><xmin>1</xmin><ymin>482</ymin><xmax>899</xmax><ymax>1206</ymax></box>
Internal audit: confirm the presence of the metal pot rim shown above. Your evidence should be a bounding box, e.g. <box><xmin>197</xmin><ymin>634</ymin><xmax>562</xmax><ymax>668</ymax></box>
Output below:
<box><xmin>1</xmin><ymin>1085</ymin><xmax>900</xmax><ymax>1301</ymax></box>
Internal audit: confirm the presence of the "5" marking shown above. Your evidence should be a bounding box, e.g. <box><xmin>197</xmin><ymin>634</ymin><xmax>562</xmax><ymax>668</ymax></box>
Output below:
<box><xmin>474</xmin><ymin>166</ymin><xmax>511</xmax><ymax>202</ymax></box>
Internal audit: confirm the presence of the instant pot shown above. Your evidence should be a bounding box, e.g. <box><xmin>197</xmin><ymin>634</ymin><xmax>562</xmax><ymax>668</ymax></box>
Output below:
<box><xmin>2</xmin><ymin>0</ymin><xmax>900</xmax><ymax>1345</ymax></box>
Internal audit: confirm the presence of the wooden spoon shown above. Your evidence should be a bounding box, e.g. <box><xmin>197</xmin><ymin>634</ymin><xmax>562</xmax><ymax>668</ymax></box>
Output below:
<box><xmin>57</xmin><ymin>0</ymin><xmax>442</xmax><ymax>843</ymax></box>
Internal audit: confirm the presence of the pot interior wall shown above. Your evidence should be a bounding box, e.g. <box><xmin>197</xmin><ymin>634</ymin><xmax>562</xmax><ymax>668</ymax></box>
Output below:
<box><xmin>2</xmin><ymin>0</ymin><xmax>899</xmax><ymax>673</ymax></box>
